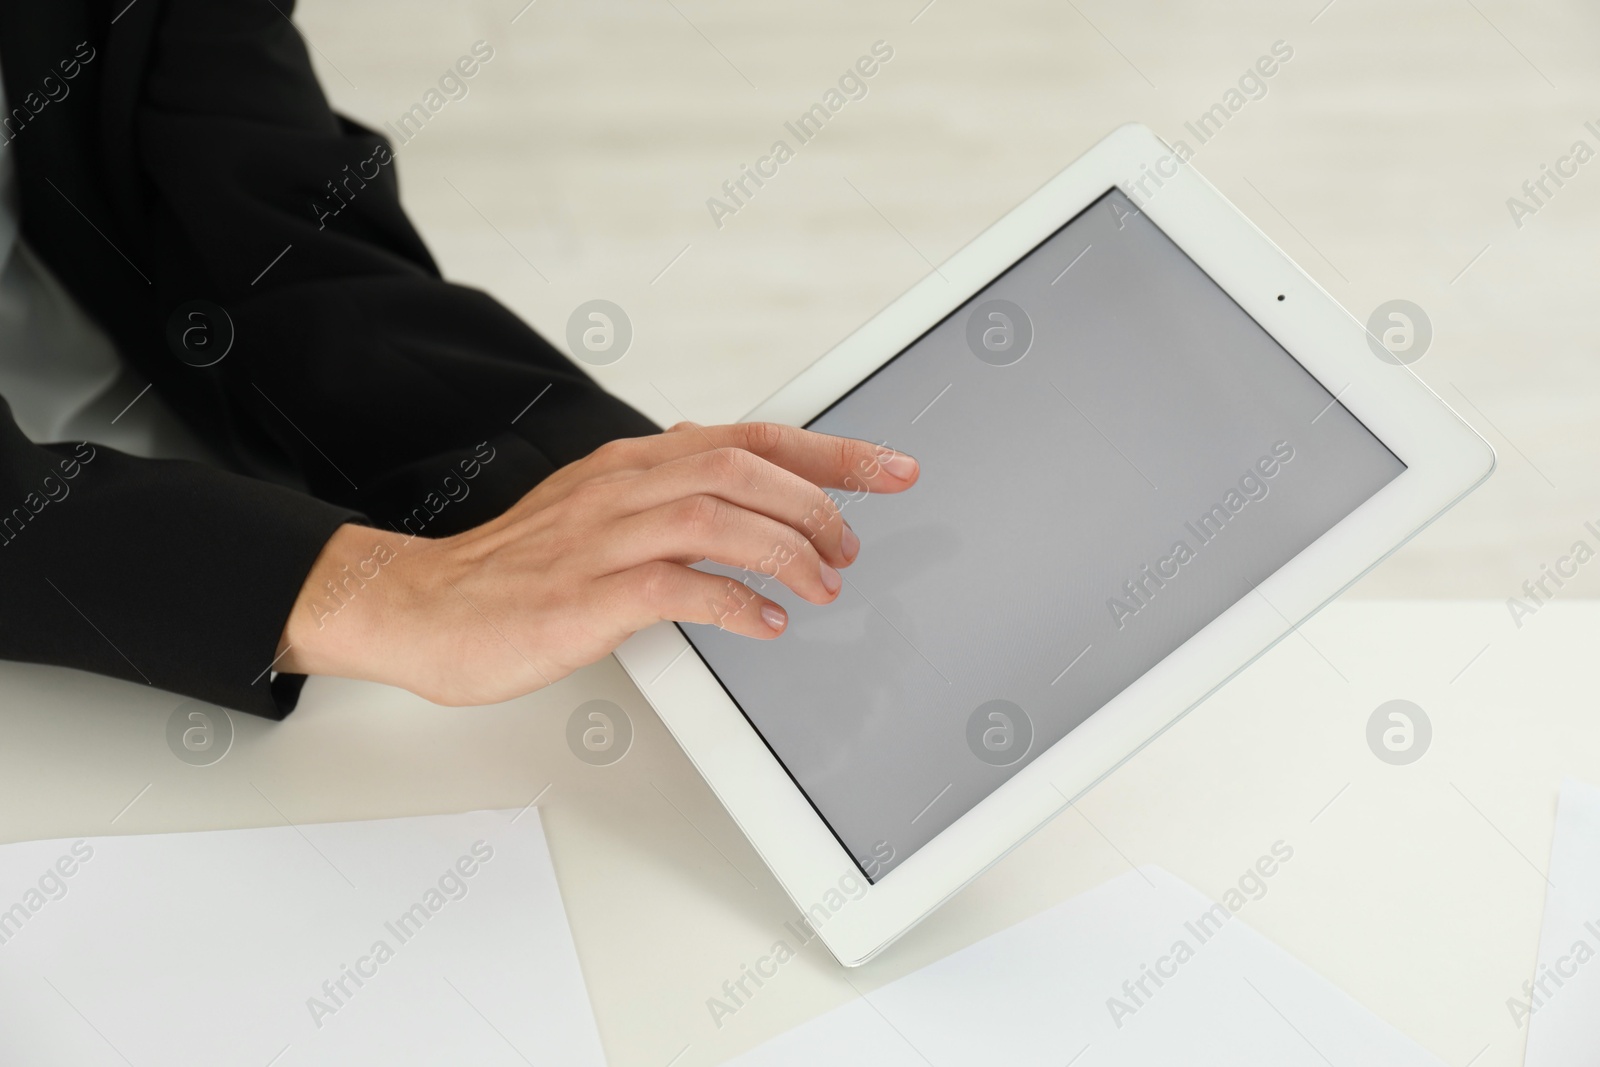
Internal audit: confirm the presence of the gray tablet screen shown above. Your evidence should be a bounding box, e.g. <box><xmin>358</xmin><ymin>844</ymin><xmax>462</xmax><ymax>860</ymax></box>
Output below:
<box><xmin>682</xmin><ymin>188</ymin><xmax>1404</xmax><ymax>881</ymax></box>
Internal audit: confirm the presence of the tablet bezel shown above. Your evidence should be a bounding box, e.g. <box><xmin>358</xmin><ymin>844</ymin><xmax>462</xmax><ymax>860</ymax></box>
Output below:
<box><xmin>612</xmin><ymin>123</ymin><xmax>1494</xmax><ymax>966</ymax></box>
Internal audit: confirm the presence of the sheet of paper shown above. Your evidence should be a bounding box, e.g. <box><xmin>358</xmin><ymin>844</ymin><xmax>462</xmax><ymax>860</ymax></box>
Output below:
<box><xmin>1523</xmin><ymin>779</ymin><xmax>1600</xmax><ymax>1065</ymax></box>
<box><xmin>0</xmin><ymin>808</ymin><xmax>604</xmax><ymax>1066</ymax></box>
<box><xmin>729</xmin><ymin>866</ymin><xmax>1442</xmax><ymax>1066</ymax></box>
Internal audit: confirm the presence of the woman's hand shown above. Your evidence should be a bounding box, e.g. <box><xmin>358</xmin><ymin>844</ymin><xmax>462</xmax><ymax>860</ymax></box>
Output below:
<box><xmin>275</xmin><ymin>421</ymin><xmax>919</xmax><ymax>705</ymax></box>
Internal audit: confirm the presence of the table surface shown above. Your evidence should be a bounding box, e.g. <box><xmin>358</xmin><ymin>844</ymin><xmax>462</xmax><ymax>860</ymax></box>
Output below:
<box><xmin>0</xmin><ymin>598</ymin><xmax>1589</xmax><ymax>1067</ymax></box>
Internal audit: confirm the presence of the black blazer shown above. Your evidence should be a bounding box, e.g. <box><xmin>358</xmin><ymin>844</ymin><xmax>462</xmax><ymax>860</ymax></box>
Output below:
<box><xmin>0</xmin><ymin>0</ymin><xmax>658</xmax><ymax>717</ymax></box>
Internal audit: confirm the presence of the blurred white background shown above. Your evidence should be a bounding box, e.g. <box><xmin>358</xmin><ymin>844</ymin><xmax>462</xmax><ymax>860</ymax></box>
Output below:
<box><xmin>295</xmin><ymin>0</ymin><xmax>1600</xmax><ymax>602</ymax></box>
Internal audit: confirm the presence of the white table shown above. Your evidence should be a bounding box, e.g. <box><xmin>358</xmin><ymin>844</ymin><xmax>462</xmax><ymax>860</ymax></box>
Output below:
<box><xmin>0</xmin><ymin>598</ymin><xmax>1584</xmax><ymax>1066</ymax></box>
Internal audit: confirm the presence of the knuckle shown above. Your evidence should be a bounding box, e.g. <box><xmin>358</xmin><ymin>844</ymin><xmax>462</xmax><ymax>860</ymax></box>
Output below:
<box><xmin>764</xmin><ymin>525</ymin><xmax>811</xmax><ymax>575</ymax></box>
<box><xmin>667</xmin><ymin>420</ymin><xmax>700</xmax><ymax>434</ymax></box>
<box><xmin>710</xmin><ymin>578</ymin><xmax>747</xmax><ymax>624</ymax></box>
<box><xmin>804</xmin><ymin>489</ymin><xmax>841</xmax><ymax>539</ymax></box>
<box><xmin>719</xmin><ymin>447</ymin><xmax>763</xmax><ymax>485</ymax></box>
<box><xmin>591</xmin><ymin>437</ymin><xmax>633</xmax><ymax>464</ymax></box>
<box><xmin>780</xmin><ymin>520</ymin><xmax>810</xmax><ymax>555</ymax></box>
<box><xmin>836</xmin><ymin>433</ymin><xmax>863</xmax><ymax>476</ymax></box>
<box><xmin>739</xmin><ymin>421</ymin><xmax>786</xmax><ymax>457</ymax></box>
<box><xmin>680</xmin><ymin>493</ymin><xmax>727</xmax><ymax>536</ymax></box>
<box><xmin>634</xmin><ymin>560</ymin><xmax>679</xmax><ymax>611</ymax></box>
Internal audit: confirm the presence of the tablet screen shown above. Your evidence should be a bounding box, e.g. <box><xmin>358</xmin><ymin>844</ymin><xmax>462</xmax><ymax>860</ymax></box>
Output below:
<box><xmin>683</xmin><ymin>187</ymin><xmax>1404</xmax><ymax>882</ymax></box>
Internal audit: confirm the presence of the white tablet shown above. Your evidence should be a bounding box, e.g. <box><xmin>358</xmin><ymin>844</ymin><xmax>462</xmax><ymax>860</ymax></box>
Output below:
<box><xmin>613</xmin><ymin>123</ymin><xmax>1493</xmax><ymax>966</ymax></box>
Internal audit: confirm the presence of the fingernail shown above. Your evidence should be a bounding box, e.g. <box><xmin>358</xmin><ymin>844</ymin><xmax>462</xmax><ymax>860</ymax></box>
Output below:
<box><xmin>881</xmin><ymin>451</ymin><xmax>918</xmax><ymax>480</ymax></box>
<box><xmin>840</xmin><ymin>523</ymin><xmax>861</xmax><ymax>562</ymax></box>
<box><xmin>760</xmin><ymin>604</ymin><xmax>787</xmax><ymax>632</ymax></box>
<box><xmin>818</xmin><ymin>561</ymin><xmax>842</xmax><ymax>595</ymax></box>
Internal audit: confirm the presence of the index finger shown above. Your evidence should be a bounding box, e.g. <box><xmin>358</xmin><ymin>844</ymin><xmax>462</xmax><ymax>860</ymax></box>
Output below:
<box><xmin>676</xmin><ymin>421</ymin><xmax>919</xmax><ymax>494</ymax></box>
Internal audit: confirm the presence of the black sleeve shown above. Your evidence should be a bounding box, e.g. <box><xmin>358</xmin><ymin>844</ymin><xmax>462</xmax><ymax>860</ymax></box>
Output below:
<box><xmin>0</xmin><ymin>406</ymin><xmax>362</xmax><ymax>718</ymax></box>
<box><xmin>0</xmin><ymin>0</ymin><xmax>659</xmax><ymax>716</ymax></box>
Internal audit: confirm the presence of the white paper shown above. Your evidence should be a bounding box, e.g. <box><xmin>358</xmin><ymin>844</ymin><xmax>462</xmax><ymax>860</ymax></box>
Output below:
<box><xmin>0</xmin><ymin>808</ymin><xmax>604</xmax><ymax>1066</ymax></box>
<box><xmin>1523</xmin><ymin>779</ymin><xmax>1600</xmax><ymax>1065</ymax></box>
<box><xmin>729</xmin><ymin>866</ymin><xmax>1442</xmax><ymax>1066</ymax></box>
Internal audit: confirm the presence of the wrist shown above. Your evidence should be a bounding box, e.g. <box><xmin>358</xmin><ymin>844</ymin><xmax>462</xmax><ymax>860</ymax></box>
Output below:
<box><xmin>276</xmin><ymin>524</ymin><xmax>431</xmax><ymax>683</ymax></box>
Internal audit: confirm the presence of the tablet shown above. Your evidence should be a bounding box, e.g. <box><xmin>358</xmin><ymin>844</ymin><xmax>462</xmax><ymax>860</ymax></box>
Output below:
<box><xmin>613</xmin><ymin>124</ymin><xmax>1493</xmax><ymax>966</ymax></box>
